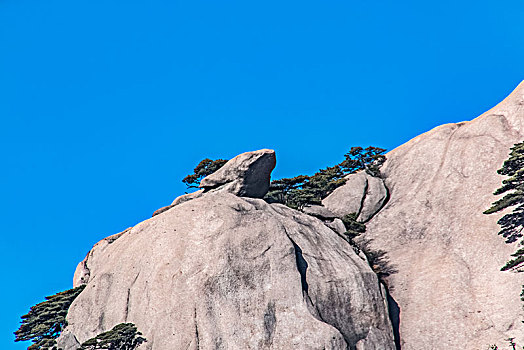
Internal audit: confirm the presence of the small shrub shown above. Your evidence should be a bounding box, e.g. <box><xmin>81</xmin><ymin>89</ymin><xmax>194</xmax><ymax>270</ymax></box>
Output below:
<box><xmin>341</xmin><ymin>213</ymin><xmax>366</xmax><ymax>240</ymax></box>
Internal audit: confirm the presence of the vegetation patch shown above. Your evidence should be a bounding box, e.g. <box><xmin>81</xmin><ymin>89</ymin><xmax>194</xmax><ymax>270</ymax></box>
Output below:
<box><xmin>78</xmin><ymin>323</ymin><xmax>146</xmax><ymax>350</ymax></box>
<box><xmin>264</xmin><ymin>146</ymin><xmax>386</xmax><ymax>209</ymax></box>
<box><xmin>14</xmin><ymin>285</ymin><xmax>85</xmax><ymax>350</ymax></box>
<box><xmin>485</xmin><ymin>140</ymin><xmax>524</xmax><ymax>349</ymax></box>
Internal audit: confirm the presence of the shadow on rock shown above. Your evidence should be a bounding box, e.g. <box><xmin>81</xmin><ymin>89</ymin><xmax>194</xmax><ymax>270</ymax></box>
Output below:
<box><xmin>358</xmin><ymin>238</ymin><xmax>398</xmax><ymax>287</ymax></box>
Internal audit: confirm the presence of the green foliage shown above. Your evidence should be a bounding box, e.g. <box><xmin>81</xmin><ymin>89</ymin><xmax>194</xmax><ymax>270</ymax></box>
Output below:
<box><xmin>501</xmin><ymin>247</ymin><xmax>524</xmax><ymax>271</ymax></box>
<box><xmin>485</xmin><ymin>141</ymin><xmax>524</xmax><ymax>271</ymax></box>
<box><xmin>265</xmin><ymin>175</ymin><xmax>311</xmax><ymax>207</ymax></box>
<box><xmin>78</xmin><ymin>323</ymin><xmax>146</xmax><ymax>350</ymax></box>
<box><xmin>341</xmin><ymin>213</ymin><xmax>366</xmax><ymax>240</ymax></box>
<box><xmin>484</xmin><ymin>142</ymin><xmax>524</xmax><ymax>244</ymax></box>
<box><xmin>14</xmin><ymin>285</ymin><xmax>85</xmax><ymax>350</ymax></box>
<box><xmin>339</xmin><ymin>146</ymin><xmax>386</xmax><ymax>177</ymax></box>
<box><xmin>485</xmin><ymin>141</ymin><xmax>524</xmax><ymax>347</ymax></box>
<box><xmin>265</xmin><ymin>146</ymin><xmax>386</xmax><ymax>209</ymax></box>
<box><xmin>182</xmin><ymin>158</ymin><xmax>228</xmax><ymax>188</ymax></box>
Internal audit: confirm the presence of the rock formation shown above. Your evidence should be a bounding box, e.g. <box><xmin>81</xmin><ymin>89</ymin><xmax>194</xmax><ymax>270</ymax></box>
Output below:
<box><xmin>57</xmin><ymin>81</ymin><xmax>524</xmax><ymax>350</ymax></box>
<box><xmin>322</xmin><ymin>172</ymin><xmax>388</xmax><ymax>223</ymax></box>
<box><xmin>323</xmin><ymin>81</ymin><xmax>524</xmax><ymax>349</ymax></box>
<box><xmin>199</xmin><ymin>149</ymin><xmax>276</xmax><ymax>198</ymax></box>
<box><xmin>58</xmin><ymin>149</ymin><xmax>396</xmax><ymax>350</ymax></box>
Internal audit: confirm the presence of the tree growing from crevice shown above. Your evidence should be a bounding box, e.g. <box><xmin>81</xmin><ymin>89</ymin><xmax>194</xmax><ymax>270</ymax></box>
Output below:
<box><xmin>182</xmin><ymin>158</ymin><xmax>228</xmax><ymax>188</ymax></box>
<box><xmin>78</xmin><ymin>323</ymin><xmax>146</xmax><ymax>350</ymax></box>
<box><xmin>341</xmin><ymin>212</ymin><xmax>366</xmax><ymax>241</ymax></box>
<box><xmin>14</xmin><ymin>285</ymin><xmax>85</xmax><ymax>350</ymax></box>
<box><xmin>358</xmin><ymin>238</ymin><xmax>398</xmax><ymax>284</ymax></box>
<box><xmin>340</xmin><ymin>146</ymin><xmax>386</xmax><ymax>177</ymax></box>
<box><xmin>484</xmin><ymin>142</ymin><xmax>524</xmax><ymax>269</ymax></box>
<box><xmin>265</xmin><ymin>146</ymin><xmax>386</xmax><ymax>209</ymax></box>
<box><xmin>485</xmin><ymin>141</ymin><xmax>524</xmax><ymax>348</ymax></box>
<box><xmin>339</xmin><ymin>213</ymin><xmax>396</xmax><ymax>284</ymax></box>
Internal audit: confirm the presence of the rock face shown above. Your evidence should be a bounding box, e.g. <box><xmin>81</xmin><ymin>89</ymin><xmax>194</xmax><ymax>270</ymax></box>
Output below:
<box><xmin>324</xmin><ymin>81</ymin><xmax>524</xmax><ymax>348</ymax></box>
<box><xmin>171</xmin><ymin>189</ymin><xmax>204</xmax><ymax>206</ymax></box>
<box><xmin>59</xmin><ymin>149</ymin><xmax>395</xmax><ymax>350</ymax></box>
<box><xmin>302</xmin><ymin>204</ymin><xmax>339</xmax><ymax>220</ymax></box>
<box><xmin>199</xmin><ymin>149</ymin><xmax>276</xmax><ymax>198</ymax></box>
<box><xmin>322</xmin><ymin>172</ymin><xmax>388</xmax><ymax>223</ymax></box>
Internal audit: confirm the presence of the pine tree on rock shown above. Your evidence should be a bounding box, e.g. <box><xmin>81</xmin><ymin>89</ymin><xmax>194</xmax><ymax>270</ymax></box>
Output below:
<box><xmin>182</xmin><ymin>158</ymin><xmax>228</xmax><ymax>188</ymax></box>
<box><xmin>265</xmin><ymin>146</ymin><xmax>386</xmax><ymax>209</ymax></box>
<box><xmin>340</xmin><ymin>146</ymin><xmax>386</xmax><ymax>177</ymax></box>
<box><xmin>78</xmin><ymin>323</ymin><xmax>146</xmax><ymax>350</ymax></box>
<box><xmin>485</xmin><ymin>141</ymin><xmax>524</xmax><ymax>346</ymax></box>
<box><xmin>485</xmin><ymin>141</ymin><xmax>524</xmax><ymax>270</ymax></box>
<box><xmin>14</xmin><ymin>285</ymin><xmax>85</xmax><ymax>350</ymax></box>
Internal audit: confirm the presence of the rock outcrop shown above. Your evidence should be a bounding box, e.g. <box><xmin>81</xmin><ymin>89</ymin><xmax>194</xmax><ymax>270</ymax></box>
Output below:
<box><xmin>324</xmin><ymin>81</ymin><xmax>524</xmax><ymax>349</ymax></box>
<box><xmin>59</xmin><ymin>149</ymin><xmax>395</xmax><ymax>350</ymax></box>
<box><xmin>199</xmin><ymin>149</ymin><xmax>276</xmax><ymax>198</ymax></box>
<box><xmin>57</xmin><ymin>82</ymin><xmax>524</xmax><ymax>350</ymax></box>
<box><xmin>322</xmin><ymin>172</ymin><xmax>388</xmax><ymax>223</ymax></box>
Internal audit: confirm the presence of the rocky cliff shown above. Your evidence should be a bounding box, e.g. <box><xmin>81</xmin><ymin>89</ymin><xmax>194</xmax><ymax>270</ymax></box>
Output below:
<box><xmin>324</xmin><ymin>81</ymin><xmax>524</xmax><ymax>349</ymax></box>
<box><xmin>58</xmin><ymin>150</ymin><xmax>396</xmax><ymax>350</ymax></box>
<box><xmin>58</xmin><ymin>82</ymin><xmax>524</xmax><ymax>350</ymax></box>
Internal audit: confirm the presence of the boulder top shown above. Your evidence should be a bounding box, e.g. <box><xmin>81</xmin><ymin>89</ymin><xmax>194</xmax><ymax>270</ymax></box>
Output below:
<box><xmin>199</xmin><ymin>149</ymin><xmax>276</xmax><ymax>198</ymax></box>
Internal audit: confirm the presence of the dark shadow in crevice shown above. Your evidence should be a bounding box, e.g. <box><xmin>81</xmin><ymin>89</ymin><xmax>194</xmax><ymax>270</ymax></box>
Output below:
<box><xmin>358</xmin><ymin>238</ymin><xmax>398</xmax><ymax>284</ymax></box>
<box><xmin>290</xmin><ymin>239</ymin><xmax>309</xmax><ymax>294</ymax></box>
<box><xmin>384</xmin><ymin>285</ymin><xmax>401</xmax><ymax>350</ymax></box>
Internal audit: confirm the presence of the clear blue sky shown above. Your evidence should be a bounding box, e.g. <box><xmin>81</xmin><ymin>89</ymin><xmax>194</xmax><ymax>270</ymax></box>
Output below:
<box><xmin>2</xmin><ymin>1</ymin><xmax>523</xmax><ymax>348</ymax></box>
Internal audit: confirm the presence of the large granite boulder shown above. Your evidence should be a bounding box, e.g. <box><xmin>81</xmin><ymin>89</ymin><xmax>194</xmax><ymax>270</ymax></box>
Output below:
<box><xmin>322</xmin><ymin>172</ymin><xmax>388</xmax><ymax>223</ymax></box>
<box><xmin>199</xmin><ymin>149</ymin><xmax>276</xmax><ymax>198</ymax></box>
<box><xmin>59</xmin><ymin>192</ymin><xmax>395</xmax><ymax>350</ymax></box>
<box><xmin>324</xmin><ymin>81</ymin><xmax>524</xmax><ymax>349</ymax></box>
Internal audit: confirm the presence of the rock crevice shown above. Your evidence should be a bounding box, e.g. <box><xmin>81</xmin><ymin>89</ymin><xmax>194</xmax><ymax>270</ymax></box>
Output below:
<box><xmin>324</xmin><ymin>81</ymin><xmax>524</xmax><ymax>349</ymax></box>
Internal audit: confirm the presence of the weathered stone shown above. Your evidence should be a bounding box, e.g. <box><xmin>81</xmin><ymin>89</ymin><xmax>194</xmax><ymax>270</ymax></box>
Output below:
<box><xmin>302</xmin><ymin>204</ymin><xmax>338</xmax><ymax>220</ymax></box>
<box><xmin>62</xmin><ymin>192</ymin><xmax>395</xmax><ymax>350</ymax></box>
<box><xmin>323</xmin><ymin>172</ymin><xmax>388</xmax><ymax>223</ymax></box>
<box><xmin>150</xmin><ymin>190</ymin><xmax>205</xmax><ymax>217</ymax></box>
<box><xmin>325</xmin><ymin>218</ymin><xmax>347</xmax><ymax>235</ymax></box>
<box><xmin>152</xmin><ymin>205</ymin><xmax>174</xmax><ymax>217</ymax></box>
<box><xmin>323</xmin><ymin>172</ymin><xmax>367</xmax><ymax>217</ymax></box>
<box><xmin>353</xmin><ymin>81</ymin><xmax>524</xmax><ymax>349</ymax></box>
<box><xmin>73</xmin><ymin>228</ymin><xmax>131</xmax><ymax>286</ymax></box>
<box><xmin>171</xmin><ymin>189</ymin><xmax>204</xmax><ymax>206</ymax></box>
<box><xmin>357</xmin><ymin>176</ymin><xmax>388</xmax><ymax>222</ymax></box>
<box><xmin>199</xmin><ymin>149</ymin><xmax>276</xmax><ymax>198</ymax></box>
<box><xmin>56</xmin><ymin>329</ymin><xmax>80</xmax><ymax>350</ymax></box>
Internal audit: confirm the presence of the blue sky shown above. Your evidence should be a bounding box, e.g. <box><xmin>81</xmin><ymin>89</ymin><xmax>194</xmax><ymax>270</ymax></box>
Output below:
<box><xmin>1</xmin><ymin>1</ymin><xmax>523</xmax><ymax>348</ymax></box>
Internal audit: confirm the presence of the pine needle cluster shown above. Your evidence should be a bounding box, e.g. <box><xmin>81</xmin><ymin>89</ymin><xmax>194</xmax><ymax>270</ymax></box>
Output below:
<box><xmin>485</xmin><ymin>141</ymin><xmax>524</xmax><ymax>347</ymax></box>
<box><xmin>484</xmin><ymin>141</ymin><xmax>524</xmax><ymax>271</ymax></box>
<box><xmin>265</xmin><ymin>146</ymin><xmax>386</xmax><ymax>209</ymax></box>
<box><xmin>78</xmin><ymin>323</ymin><xmax>146</xmax><ymax>350</ymax></box>
<box><xmin>14</xmin><ymin>285</ymin><xmax>85</xmax><ymax>350</ymax></box>
<box><xmin>182</xmin><ymin>158</ymin><xmax>228</xmax><ymax>188</ymax></box>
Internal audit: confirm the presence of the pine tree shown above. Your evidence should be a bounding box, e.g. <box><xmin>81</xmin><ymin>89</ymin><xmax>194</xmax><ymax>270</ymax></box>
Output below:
<box><xmin>485</xmin><ymin>141</ymin><xmax>524</xmax><ymax>344</ymax></box>
<box><xmin>78</xmin><ymin>323</ymin><xmax>146</xmax><ymax>350</ymax></box>
<box><xmin>484</xmin><ymin>141</ymin><xmax>524</xmax><ymax>270</ymax></box>
<box><xmin>339</xmin><ymin>146</ymin><xmax>386</xmax><ymax>177</ymax></box>
<box><xmin>14</xmin><ymin>285</ymin><xmax>85</xmax><ymax>350</ymax></box>
<box><xmin>182</xmin><ymin>158</ymin><xmax>228</xmax><ymax>188</ymax></box>
<box><xmin>265</xmin><ymin>146</ymin><xmax>386</xmax><ymax>209</ymax></box>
